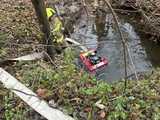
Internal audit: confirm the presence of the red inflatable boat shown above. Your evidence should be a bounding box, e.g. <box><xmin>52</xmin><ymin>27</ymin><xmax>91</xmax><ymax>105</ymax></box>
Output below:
<box><xmin>79</xmin><ymin>49</ymin><xmax>108</xmax><ymax>71</ymax></box>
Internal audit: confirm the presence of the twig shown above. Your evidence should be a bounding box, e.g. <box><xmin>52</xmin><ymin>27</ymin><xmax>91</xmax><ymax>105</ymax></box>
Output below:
<box><xmin>103</xmin><ymin>0</ymin><xmax>128</xmax><ymax>80</ymax></box>
<box><xmin>7</xmin><ymin>37</ymin><xmax>140</xmax><ymax>48</ymax></box>
<box><xmin>103</xmin><ymin>0</ymin><xmax>139</xmax><ymax>92</ymax></box>
<box><xmin>113</xmin><ymin>8</ymin><xmax>139</xmax><ymax>13</ymax></box>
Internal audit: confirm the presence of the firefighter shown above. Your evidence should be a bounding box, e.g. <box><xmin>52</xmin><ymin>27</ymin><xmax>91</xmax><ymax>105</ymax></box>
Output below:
<box><xmin>46</xmin><ymin>7</ymin><xmax>64</xmax><ymax>44</ymax></box>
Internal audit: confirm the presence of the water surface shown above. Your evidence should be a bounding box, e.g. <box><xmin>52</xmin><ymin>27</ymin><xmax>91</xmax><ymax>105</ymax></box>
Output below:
<box><xmin>72</xmin><ymin>13</ymin><xmax>160</xmax><ymax>82</ymax></box>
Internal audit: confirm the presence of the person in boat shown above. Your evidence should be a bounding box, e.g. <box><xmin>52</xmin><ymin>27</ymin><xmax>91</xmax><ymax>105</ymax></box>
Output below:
<box><xmin>88</xmin><ymin>51</ymin><xmax>101</xmax><ymax>65</ymax></box>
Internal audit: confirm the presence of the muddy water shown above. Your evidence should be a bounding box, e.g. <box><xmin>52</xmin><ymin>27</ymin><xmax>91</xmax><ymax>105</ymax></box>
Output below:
<box><xmin>72</xmin><ymin>13</ymin><xmax>160</xmax><ymax>82</ymax></box>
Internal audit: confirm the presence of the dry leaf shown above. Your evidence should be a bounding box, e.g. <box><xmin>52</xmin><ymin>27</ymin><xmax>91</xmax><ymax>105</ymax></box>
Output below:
<box><xmin>84</xmin><ymin>107</ymin><xmax>92</xmax><ymax>112</ymax></box>
<box><xmin>36</xmin><ymin>88</ymin><xmax>47</xmax><ymax>98</ymax></box>
<box><xmin>99</xmin><ymin>111</ymin><xmax>106</xmax><ymax>119</ymax></box>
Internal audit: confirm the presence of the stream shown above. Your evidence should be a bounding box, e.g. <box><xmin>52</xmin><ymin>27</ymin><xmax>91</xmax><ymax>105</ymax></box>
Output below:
<box><xmin>71</xmin><ymin>13</ymin><xmax>160</xmax><ymax>82</ymax></box>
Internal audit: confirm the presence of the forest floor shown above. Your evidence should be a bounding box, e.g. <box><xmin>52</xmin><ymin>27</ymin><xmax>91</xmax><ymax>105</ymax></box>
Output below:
<box><xmin>0</xmin><ymin>0</ymin><xmax>160</xmax><ymax>120</ymax></box>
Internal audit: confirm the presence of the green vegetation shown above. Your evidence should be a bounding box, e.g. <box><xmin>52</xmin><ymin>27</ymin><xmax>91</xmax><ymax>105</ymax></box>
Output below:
<box><xmin>2</xmin><ymin>49</ymin><xmax>159</xmax><ymax>119</ymax></box>
<box><xmin>0</xmin><ymin>0</ymin><xmax>160</xmax><ymax>119</ymax></box>
<box><xmin>0</xmin><ymin>32</ymin><xmax>9</xmax><ymax>58</ymax></box>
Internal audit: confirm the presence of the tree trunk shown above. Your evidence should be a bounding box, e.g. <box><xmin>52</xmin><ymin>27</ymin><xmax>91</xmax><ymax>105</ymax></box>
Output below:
<box><xmin>31</xmin><ymin>0</ymin><xmax>56</xmax><ymax>59</ymax></box>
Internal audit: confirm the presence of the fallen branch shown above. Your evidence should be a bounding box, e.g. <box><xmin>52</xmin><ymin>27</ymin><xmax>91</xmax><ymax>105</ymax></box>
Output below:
<box><xmin>0</xmin><ymin>37</ymin><xmax>87</xmax><ymax>67</ymax></box>
<box><xmin>12</xmin><ymin>52</ymin><xmax>44</xmax><ymax>61</ymax></box>
<box><xmin>0</xmin><ymin>52</ymin><xmax>45</xmax><ymax>66</ymax></box>
<box><xmin>103</xmin><ymin>0</ymin><xmax>128</xmax><ymax>79</ymax></box>
<box><xmin>103</xmin><ymin>0</ymin><xmax>139</xmax><ymax>92</ymax></box>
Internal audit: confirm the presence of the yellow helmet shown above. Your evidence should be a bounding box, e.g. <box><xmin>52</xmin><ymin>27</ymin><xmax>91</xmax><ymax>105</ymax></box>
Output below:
<box><xmin>46</xmin><ymin>8</ymin><xmax>56</xmax><ymax>19</ymax></box>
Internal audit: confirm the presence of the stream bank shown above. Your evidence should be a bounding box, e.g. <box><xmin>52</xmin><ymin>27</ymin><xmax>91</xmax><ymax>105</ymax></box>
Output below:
<box><xmin>0</xmin><ymin>0</ymin><xmax>160</xmax><ymax>119</ymax></box>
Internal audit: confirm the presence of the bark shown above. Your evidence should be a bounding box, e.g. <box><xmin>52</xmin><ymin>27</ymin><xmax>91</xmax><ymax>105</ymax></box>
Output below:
<box><xmin>31</xmin><ymin>0</ymin><xmax>56</xmax><ymax>59</ymax></box>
